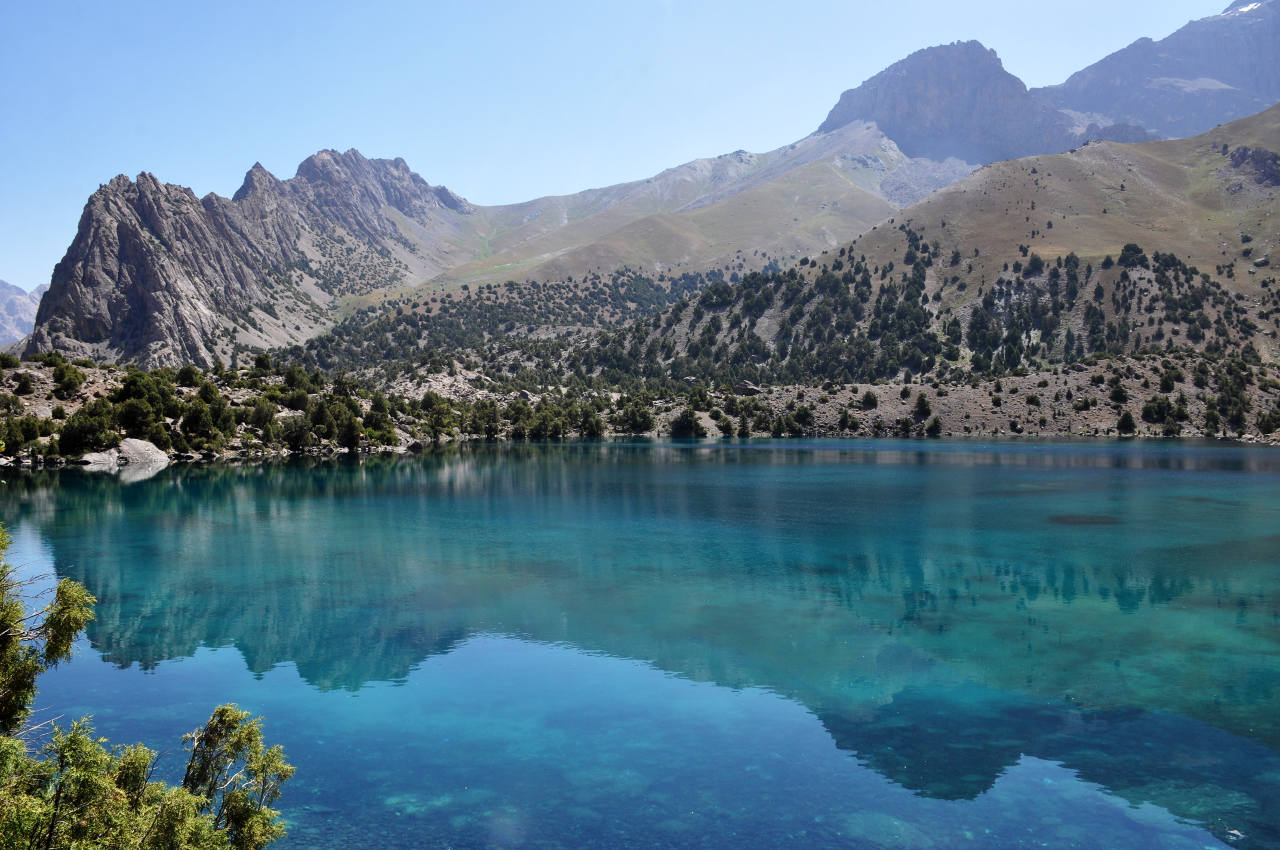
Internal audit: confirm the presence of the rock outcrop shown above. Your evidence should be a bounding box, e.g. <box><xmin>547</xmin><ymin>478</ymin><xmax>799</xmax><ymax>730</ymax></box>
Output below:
<box><xmin>77</xmin><ymin>438</ymin><xmax>170</xmax><ymax>483</ymax></box>
<box><xmin>1229</xmin><ymin>144</ymin><xmax>1280</xmax><ymax>185</ymax></box>
<box><xmin>27</xmin><ymin>150</ymin><xmax>477</xmax><ymax>369</ymax></box>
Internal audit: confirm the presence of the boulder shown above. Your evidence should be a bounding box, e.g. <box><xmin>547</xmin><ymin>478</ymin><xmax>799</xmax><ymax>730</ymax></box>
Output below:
<box><xmin>77</xmin><ymin>438</ymin><xmax>169</xmax><ymax>482</ymax></box>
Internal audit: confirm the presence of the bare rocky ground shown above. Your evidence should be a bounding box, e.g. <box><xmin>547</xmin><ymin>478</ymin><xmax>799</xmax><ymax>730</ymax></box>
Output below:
<box><xmin>717</xmin><ymin>358</ymin><xmax>1280</xmax><ymax>443</ymax></box>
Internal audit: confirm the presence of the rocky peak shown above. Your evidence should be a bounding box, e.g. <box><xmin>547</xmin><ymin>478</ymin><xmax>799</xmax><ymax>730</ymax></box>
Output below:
<box><xmin>1220</xmin><ymin>0</ymin><xmax>1273</xmax><ymax>16</ymax></box>
<box><xmin>288</xmin><ymin>148</ymin><xmax>474</xmax><ymax>241</ymax></box>
<box><xmin>294</xmin><ymin>148</ymin><xmax>362</xmax><ymax>185</ymax></box>
<box><xmin>818</xmin><ymin>41</ymin><xmax>1079</xmax><ymax>164</ymax></box>
<box><xmin>1035</xmin><ymin>0</ymin><xmax>1280</xmax><ymax>138</ymax></box>
<box><xmin>232</xmin><ymin>162</ymin><xmax>283</xmax><ymax>202</ymax></box>
<box><xmin>134</xmin><ymin>171</ymin><xmax>164</xmax><ymax>192</ymax></box>
<box><xmin>26</xmin><ymin>148</ymin><xmax>478</xmax><ymax>368</ymax></box>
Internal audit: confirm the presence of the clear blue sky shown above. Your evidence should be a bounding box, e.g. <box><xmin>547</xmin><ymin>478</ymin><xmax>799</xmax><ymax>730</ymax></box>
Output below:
<box><xmin>0</xmin><ymin>0</ymin><xmax>1222</xmax><ymax>291</ymax></box>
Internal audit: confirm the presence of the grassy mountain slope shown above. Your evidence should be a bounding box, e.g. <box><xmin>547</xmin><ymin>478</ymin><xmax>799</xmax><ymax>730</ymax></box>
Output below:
<box><xmin>296</xmin><ymin>104</ymin><xmax>1280</xmax><ymax>409</ymax></box>
<box><xmin>425</xmin><ymin>122</ymin><xmax>959</xmax><ymax>290</ymax></box>
<box><xmin>433</xmin><ymin>159</ymin><xmax>895</xmax><ymax>294</ymax></box>
<box><xmin>856</xmin><ymin>101</ymin><xmax>1280</xmax><ymax>271</ymax></box>
<box><xmin>513</xmin><ymin>104</ymin><xmax>1280</xmax><ymax>440</ymax></box>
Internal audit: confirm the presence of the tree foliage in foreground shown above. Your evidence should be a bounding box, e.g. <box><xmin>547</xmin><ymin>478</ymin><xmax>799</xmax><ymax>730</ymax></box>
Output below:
<box><xmin>0</xmin><ymin>524</ymin><xmax>293</xmax><ymax>849</ymax></box>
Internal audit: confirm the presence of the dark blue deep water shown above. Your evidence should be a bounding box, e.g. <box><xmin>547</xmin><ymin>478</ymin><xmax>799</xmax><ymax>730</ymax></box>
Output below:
<box><xmin>3</xmin><ymin>440</ymin><xmax>1279</xmax><ymax>848</ymax></box>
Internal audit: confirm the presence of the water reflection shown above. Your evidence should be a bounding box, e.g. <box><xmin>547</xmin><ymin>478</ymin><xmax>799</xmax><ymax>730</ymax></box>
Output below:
<box><xmin>3</xmin><ymin>441</ymin><xmax>1279</xmax><ymax>848</ymax></box>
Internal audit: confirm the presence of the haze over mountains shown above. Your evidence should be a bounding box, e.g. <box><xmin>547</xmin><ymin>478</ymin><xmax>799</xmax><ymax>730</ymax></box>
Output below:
<box><xmin>22</xmin><ymin>0</ymin><xmax>1280</xmax><ymax>370</ymax></box>
<box><xmin>0</xmin><ymin>281</ymin><xmax>46</xmax><ymax>346</ymax></box>
<box><xmin>1034</xmin><ymin>0</ymin><xmax>1280</xmax><ymax>139</ymax></box>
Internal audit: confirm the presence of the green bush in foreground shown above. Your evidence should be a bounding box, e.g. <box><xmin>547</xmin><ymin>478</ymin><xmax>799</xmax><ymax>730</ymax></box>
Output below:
<box><xmin>0</xmin><ymin>524</ymin><xmax>293</xmax><ymax>849</ymax></box>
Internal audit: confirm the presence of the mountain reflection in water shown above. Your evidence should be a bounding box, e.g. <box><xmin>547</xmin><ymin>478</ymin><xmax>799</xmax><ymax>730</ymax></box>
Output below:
<box><xmin>4</xmin><ymin>441</ymin><xmax>1278</xmax><ymax>848</ymax></box>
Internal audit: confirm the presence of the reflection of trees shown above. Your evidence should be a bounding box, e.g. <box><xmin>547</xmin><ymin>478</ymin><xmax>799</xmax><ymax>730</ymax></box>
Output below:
<box><xmin>2</xmin><ymin>444</ymin><xmax>1278</xmax><ymax>842</ymax></box>
<box><xmin>1</xmin><ymin>446</ymin><xmax>1275</xmax><ymax>712</ymax></box>
<box><xmin>5</xmin><ymin>454</ymin><xmax>506</xmax><ymax>688</ymax></box>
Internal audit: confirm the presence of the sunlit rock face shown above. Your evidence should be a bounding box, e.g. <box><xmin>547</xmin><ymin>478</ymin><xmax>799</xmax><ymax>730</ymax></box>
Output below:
<box><xmin>27</xmin><ymin>151</ymin><xmax>476</xmax><ymax>369</ymax></box>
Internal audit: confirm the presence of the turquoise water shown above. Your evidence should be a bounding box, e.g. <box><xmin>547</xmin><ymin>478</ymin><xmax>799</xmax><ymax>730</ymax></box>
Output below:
<box><xmin>3</xmin><ymin>440</ymin><xmax>1279</xmax><ymax>849</ymax></box>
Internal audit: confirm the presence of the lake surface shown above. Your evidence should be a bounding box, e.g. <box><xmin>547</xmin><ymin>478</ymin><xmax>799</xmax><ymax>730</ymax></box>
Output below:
<box><xmin>3</xmin><ymin>440</ymin><xmax>1279</xmax><ymax>849</ymax></box>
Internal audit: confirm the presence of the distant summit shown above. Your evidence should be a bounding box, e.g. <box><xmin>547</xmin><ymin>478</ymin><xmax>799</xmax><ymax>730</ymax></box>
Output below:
<box><xmin>1034</xmin><ymin>0</ymin><xmax>1280</xmax><ymax>138</ymax></box>
<box><xmin>0</xmin><ymin>280</ymin><xmax>45</xmax><ymax>346</ymax></box>
<box><xmin>818</xmin><ymin>41</ymin><xmax>1145</xmax><ymax>164</ymax></box>
<box><xmin>817</xmin><ymin>9</ymin><xmax>1280</xmax><ymax>163</ymax></box>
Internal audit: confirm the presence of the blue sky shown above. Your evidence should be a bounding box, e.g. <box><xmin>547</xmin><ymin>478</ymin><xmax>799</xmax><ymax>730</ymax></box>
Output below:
<box><xmin>1</xmin><ymin>0</ymin><xmax>1221</xmax><ymax>290</ymax></box>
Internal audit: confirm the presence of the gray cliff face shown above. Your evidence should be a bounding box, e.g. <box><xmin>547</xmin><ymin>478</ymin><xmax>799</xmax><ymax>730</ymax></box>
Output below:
<box><xmin>817</xmin><ymin>42</ymin><xmax>1147</xmax><ymax>164</ymax></box>
<box><xmin>0</xmin><ymin>281</ymin><xmax>45</xmax><ymax>346</ymax></box>
<box><xmin>27</xmin><ymin>151</ymin><xmax>476</xmax><ymax>369</ymax></box>
<box><xmin>284</xmin><ymin>149</ymin><xmax>473</xmax><ymax>242</ymax></box>
<box><xmin>1033</xmin><ymin>1</ymin><xmax>1280</xmax><ymax>139</ymax></box>
<box><xmin>31</xmin><ymin>172</ymin><xmax>292</xmax><ymax>368</ymax></box>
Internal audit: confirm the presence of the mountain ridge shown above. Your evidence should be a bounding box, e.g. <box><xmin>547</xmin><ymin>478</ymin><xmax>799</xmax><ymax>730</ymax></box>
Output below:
<box><xmin>818</xmin><ymin>41</ymin><xmax>1152</xmax><ymax>164</ymax></box>
<box><xmin>23</xmin><ymin>4</ymin><xmax>1280</xmax><ymax>370</ymax></box>
<box><xmin>24</xmin><ymin>125</ymin><xmax>967</xmax><ymax>368</ymax></box>
<box><xmin>27</xmin><ymin>150</ymin><xmax>493</xmax><ymax>368</ymax></box>
<box><xmin>1032</xmin><ymin>0</ymin><xmax>1280</xmax><ymax>138</ymax></box>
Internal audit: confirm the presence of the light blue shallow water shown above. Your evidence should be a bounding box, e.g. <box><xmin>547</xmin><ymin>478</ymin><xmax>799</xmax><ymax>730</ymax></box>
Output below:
<box><xmin>3</xmin><ymin>440</ymin><xmax>1279</xmax><ymax>849</ymax></box>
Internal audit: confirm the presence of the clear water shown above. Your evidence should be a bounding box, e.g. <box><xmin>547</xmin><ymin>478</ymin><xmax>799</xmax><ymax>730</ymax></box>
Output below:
<box><xmin>3</xmin><ymin>440</ymin><xmax>1279</xmax><ymax>849</ymax></box>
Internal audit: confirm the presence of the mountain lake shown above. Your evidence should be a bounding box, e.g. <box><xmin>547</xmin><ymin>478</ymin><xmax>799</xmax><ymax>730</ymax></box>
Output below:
<box><xmin>3</xmin><ymin>439</ymin><xmax>1278</xmax><ymax>849</ymax></box>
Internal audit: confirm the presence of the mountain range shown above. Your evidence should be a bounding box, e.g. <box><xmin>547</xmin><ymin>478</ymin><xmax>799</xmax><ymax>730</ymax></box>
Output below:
<box><xmin>0</xmin><ymin>281</ymin><xmax>46</xmax><ymax>346</ymax></box>
<box><xmin>1034</xmin><ymin>0</ymin><xmax>1280</xmax><ymax>139</ymax></box>
<box><xmin>21</xmin><ymin>0</ymin><xmax>1280</xmax><ymax>370</ymax></box>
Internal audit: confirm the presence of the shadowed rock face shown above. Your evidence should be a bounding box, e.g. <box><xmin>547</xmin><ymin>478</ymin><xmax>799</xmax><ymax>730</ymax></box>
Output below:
<box><xmin>817</xmin><ymin>42</ymin><xmax>1146</xmax><ymax>164</ymax></box>
<box><xmin>1033</xmin><ymin>0</ymin><xmax>1280</xmax><ymax>139</ymax></box>
<box><xmin>1230</xmin><ymin>144</ymin><xmax>1280</xmax><ymax>185</ymax></box>
<box><xmin>26</xmin><ymin>150</ymin><xmax>475</xmax><ymax>369</ymax></box>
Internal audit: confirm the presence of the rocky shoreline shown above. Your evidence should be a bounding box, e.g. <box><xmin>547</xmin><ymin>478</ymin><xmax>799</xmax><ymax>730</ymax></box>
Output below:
<box><xmin>2</xmin><ymin>428</ymin><xmax>1276</xmax><ymax>485</ymax></box>
<box><xmin>2</xmin><ymin>354</ymin><xmax>1278</xmax><ymax>482</ymax></box>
